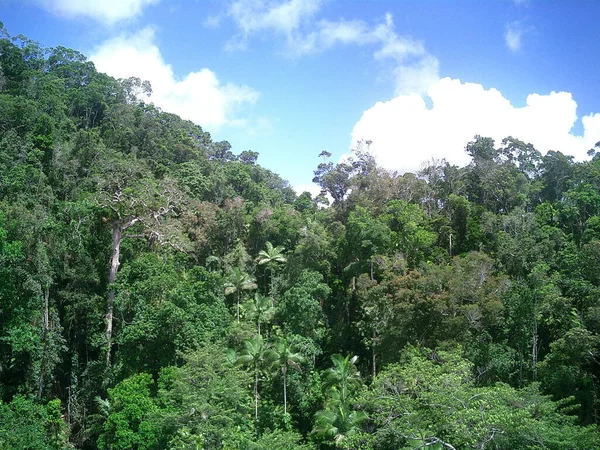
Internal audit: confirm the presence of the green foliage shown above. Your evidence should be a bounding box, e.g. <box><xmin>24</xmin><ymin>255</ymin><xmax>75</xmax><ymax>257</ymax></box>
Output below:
<box><xmin>279</xmin><ymin>270</ymin><xmax>330</xmax><ymax>340</ymax></box>
<box><xmin>251</xmin><ymin>429</ymin><xmax>314</xmax><ymax>449</ymax></box>
<box><xmin>0</xmin><ymin>397</ymin><xmax>71</xmax><ymax>449</ymax></box>
<box><xmin>4</xmin><ymin>27</ymin><xmax>600</xmax><ymax>449</ymax></box>
<box><xmin>313</xmin><ymin>354</ymin><xmax>366</xmax><ymax>446</ymax></box>
<box><xmin>361</xmin><ymin>347</ymin><xmax>599</xmax><ymax>450</ymax></box>
<box><xmin>98</xmin><ymin>373</ymin><xmax>158</xmax><ymax>450</ymax></box>
<box><xmin>158</xmin><ymin>344</ymin><xmax>255</xmax><ymax>449</ymax></box>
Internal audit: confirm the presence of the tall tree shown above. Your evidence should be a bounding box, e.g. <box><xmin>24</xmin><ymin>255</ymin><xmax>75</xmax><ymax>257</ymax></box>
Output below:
<box><xmin>237</xmin><ymin>335</ymin><xmax>277</xmax><ymax>421</ymax></box>
<box><xmin>245</xmin><ymin>292</ymin><xmax>274</xmax><ymax>335</ymax></box>
<box><xmin>256</xmin><ymin>241</ymin><xmax>287</xmax><ymax>295</ymax></box>
<box><xmin>313</xmin><ymin>354</ymin><xmax>366</xmax><ymax>445</ymax></box>
<box><xmin>224</xmin><ymin>267</ymin><xmax>257</xmax><ymax>323</ymax></box>
<box><xmin>95</xmin><ymin>152</ymin><xmax>185</xmax><ymax>367</ymax></box>
<box><xmin>272</xmin><ymin>338</ymin><xmax>305</xmax><ymax>415</ymax></box>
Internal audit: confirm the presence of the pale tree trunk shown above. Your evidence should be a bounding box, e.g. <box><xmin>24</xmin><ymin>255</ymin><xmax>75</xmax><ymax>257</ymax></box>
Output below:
<box><xmin>372</xmin><ymin>328</ymin><xmax>377</xmax><ymax>378</ymax></box>
<box><xmin>254</xmin><ymin>369</ymin><xmax>259</xmax><ymax>421</ymax></box>
<box><xmin>37</xmin><ymin>283</ymin><xmax>50</xmax><ymax>400</ymax></box>
<box><xmin>370</xmin><ymin>268</ymin><xmax>376</xmax><ymax>378</ymax></box>
<box><xmin>106</xmin><ymin>222</ymin><xmax>122</xmax><ymax>368</ymax></box>
<box><xmin>532</xmin><ymin>297</ymin><xmax>538</xmax><ymax>381</ymax></box>
<box><xmin>43</xmin><ymin>283</ymin><xmax>49</xmax><ymax>333</ymax></box>
<box><xmin>283</xmin><ymin>366</ymin><xmax>287</xmax><ymax>415</ymax></box>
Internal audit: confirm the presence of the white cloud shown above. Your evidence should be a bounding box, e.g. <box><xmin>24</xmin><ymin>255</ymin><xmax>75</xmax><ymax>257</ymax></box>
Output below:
<box><xmin>225</xmin><ymin>0</ymin><xmax>322</xmax><ymax>50</ymax></box>
<box><xmin>351</xmin><ymin>77</ymin><xmax>600</xmax><ymax>174</ymax></box>
<box><xmin>505</xmin><ymin>22</ymin><xmax>523</xmax><ymax>52</ymax></box>
<box><xmin>90</xmin><ymin>28</ymin><xmax>259</xmax><ymax>130</ymax></box>
<box><xmin>293</xmin><ymin>182</ymin><xmax>322</xmax><ymax>197</ymax></box>
<box><xmin>220</xmin><ymin>2</ymin><xmax>439</xmax><ymax>94</ymax></box>
<box><xmin>392</xmin><ymin>55</ymin><xmax>440</xmax><ymax>96</ymax></box>
<box><xmin>230</xmin><ymin>0</ymin><xmax>321</xmax><ymax>34</ymax></box>
<box><xmin>36</xmin><ymin>0</ymin><xmax>159</xmax><ymax>23</ymax></box>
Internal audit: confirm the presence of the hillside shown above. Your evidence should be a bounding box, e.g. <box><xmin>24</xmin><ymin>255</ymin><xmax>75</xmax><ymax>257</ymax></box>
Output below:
<box><xmin>1</xmin><ymin>25</ymin><xmax>600</xmax><ymax>449</ymax></box>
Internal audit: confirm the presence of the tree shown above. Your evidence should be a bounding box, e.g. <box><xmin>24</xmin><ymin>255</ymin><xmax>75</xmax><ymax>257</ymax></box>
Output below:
<box><xmin>279</xmin><ymin>270</ymin><xmax>330</xmax><ymax>342</ymax></box>
<box><xmin>312</xmin><ymin>156</ymin><xmax>352</xmax><ymax>207</ymax></box>
<box><xmin>360</xmin><ymin>347</ymin><xmax>599</xmax><ymax>450</ymax></box>
<box><xmin>97</xmin><ymin>373</ymin><xmax>158</xmax><ymax>450</ymax></box>
<box><xmin>0</xmin><ymin>396</ymin><xmax>70</xmax><ymax>450</ymax></box>
<box><xmin>224</xmin><ymin>267</ymin><xmax>257</xmax><ymax>323</ymax></box>
<box><xmin>237</xmin><ymin>335</ymin><xmax>277</xmax><ymax>421</ymax></box>
<box><xmin>244</xmin><ymin>292</ymin><xmax>275</xmax><ymax>336</ymax></box>
<box><xmin>272</xmin><ymin>338</ymin><xmax>305</xmax><ymax>415</ymax></box>
<box><xmin>313</xmin><ymin>354</ymin><xmax>366</xmax><ymax>445</ymax></box>
<box><xmin>156</xmin><ymin>344</ymin><xmax>255</xmax><ymax>449</ymax></box>
<box><xmin>256</xmin><ymin>241</ymin><xmax>287</xmax><ymax>295</ymax></box>
<box><xmin>94</xmin><ymin>151</ymin><xmax>185</xmax><ymax>367</ymax></box>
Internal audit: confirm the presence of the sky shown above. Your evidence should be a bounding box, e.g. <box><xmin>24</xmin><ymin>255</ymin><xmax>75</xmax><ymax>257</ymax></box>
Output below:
<box><xmin>2</xmin><ymin>0</ymin><xmax>600</xmax><ymax>195</ymax></box>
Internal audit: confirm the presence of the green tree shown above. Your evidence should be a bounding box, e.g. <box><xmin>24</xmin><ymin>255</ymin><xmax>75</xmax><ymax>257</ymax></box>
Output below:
<box><xmin>94</xmin><ymin>151</ymin><xmax>185</xmax><ymax>367</ymax></box>
<box><xmin>224</xmin><ymin>267</ymin><xmax>258</xmax><ymax>323</ymax></box>
<box><xmin>97</xmin><ymin>373</ymin><xmax>159</xmax><ymax>450</ymax></box>
<box><xmin>361</xmin><ymin>347</ymin><xmax>599</xmax><ymax>450</ymax></box>
<box><xmin>157</xmin><ymin>344</ymin><xmax>255</xmax><ymax>449</ymax></box>
<box><xmin>244</xmin><ymin>292</ymin><xmax>275</xmax><ymax>336</ymax></box>
<box><xmin>0</xmin><ymin>396</ymin><xmax>71</xmax><ymax>450</ymax></box>
<box><xmin>313</xmin><ymin>354</ymin><xmax>366</xmax><ymax>446</ymax></box>
<box><xmin>256</xmin><ymin>241</ymin><xmax>287</xmax><ymax>295</ymax></box>
<box><xmin>237</xmin><ymin>335</ymin><xmax>277</xmax><ymax>421</ymax></box>
<box><xmin>272</xmin><ymin>338</ymin><xmax>305</xmax><ymax>415</ymax></box>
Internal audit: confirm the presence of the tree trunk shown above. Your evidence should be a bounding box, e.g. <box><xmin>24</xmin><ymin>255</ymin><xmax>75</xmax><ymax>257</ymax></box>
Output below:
<box><xmin>269</xmin><ymin>265</ymin><xmax>275</xmax><ymax>299</ymax></box>
<box><xmin>37</xmin><ymin>283</ymin><xmax>50</xmax><ymax>400</ymax></box>
<box><xmin>43</xmin><ymin>283</ymin><xmax>49</xmax><ymax>332</ymax></box>
<box><xmin>106</xmin><ymin>222</ymin><xmax>122</xmax><ymax>368</ymax></box>
<box><xmin>532</xmin><ymin>297</ymin><xmax>538</xmax><ymax>381</ymax></box>
<box><xmin>283</xmin><ymin>366</ymin><xmax>287</xmax><ymax>415</ymax></box>
<box><xmin>254</xmin><ymin>369</ymin><xmax>259</xmax><ymax>421</ymax></box>
<box><xmin>372</xmin><ymin>328</ymin><xmax>377</xmax><ymax>378</ymax></box>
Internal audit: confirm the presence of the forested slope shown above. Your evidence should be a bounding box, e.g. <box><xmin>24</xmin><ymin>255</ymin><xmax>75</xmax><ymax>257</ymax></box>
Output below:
<box><xmin>2</xmin><ymin>25</ymin><xmax>600</xmax><ymax>449</ymax></box>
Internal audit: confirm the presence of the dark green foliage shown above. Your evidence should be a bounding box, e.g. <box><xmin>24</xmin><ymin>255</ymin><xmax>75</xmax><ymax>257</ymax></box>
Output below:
<box><xmin>0</xmin><ymin>397</ymin><xmax>71</xmax><ymax>449</ymax></box>
<box><xmin>97</xmin><ymin>373</ymin><xmax>158</xmax><ymax>450</ymax></box>
<box><xmin>358</xmin><ymin>347</ymin><xmax>599</xmax><ymax>450</ymax></box>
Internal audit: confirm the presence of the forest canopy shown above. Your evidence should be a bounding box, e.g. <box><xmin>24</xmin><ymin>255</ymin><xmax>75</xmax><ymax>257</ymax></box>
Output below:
<box><xmin>1</xmin><ymin>24</ymin><xmax>600</xmax><ymax>449</ymax></box>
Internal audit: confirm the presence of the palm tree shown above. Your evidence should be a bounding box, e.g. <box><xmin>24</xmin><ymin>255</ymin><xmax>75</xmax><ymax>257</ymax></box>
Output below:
<box><xmin>312</xmin><ymin>408</ymin><xmax>367</xmax><ymax>444</ymax></box>
<box><xmin>324</xmin><ymin>354</ymin><xmax>362</xmax><ymax>409</ymax></box>
<box><xmin>236</xmin><ymin>335</ymin><xmax>277</xmax><ymax>421</ymax></box>
<box><xmin>256</xmin><ymin>241</ymin><xmax>287</xmax><ymax>295</ymax></box>
<box><xmin>312</xmin><ymin>354</ymin><xmax>366</xmax><ymax>444</ymax></box>
<box><xmin>245</xmin><ymin>292</ymin><xmax>275</xmax><ymax>336</ymax></box>
<box><xmin>224</xmin><ymin>267</ymin><xmax>257</xmax><ymax>322</ymax></box>
<box><xmin>272</xmin><ymin>338</ymin><xmax>305</xmax><ymax>415</ymax></box>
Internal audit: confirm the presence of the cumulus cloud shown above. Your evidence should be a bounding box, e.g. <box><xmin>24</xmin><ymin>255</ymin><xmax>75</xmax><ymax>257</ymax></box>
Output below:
<box><xmin>90</xmin><ymin>28</ymin><xmax>259</xmax><ymax>130</ymax></box>
<box><xmin>293</xmin><ymin>182</ymin><xmax>322</xmax><ymax>197</ymax></box>
<box><xmin>219</xmin><ymin>1</ymin><xmax>439</xmax><ymax>94</ymax></box>
<box><xmin>35</xmin><ymin>0</ymin><xmax>159</xmax><ymax>23</ymax></box>
<box><xmin>505</xmin><ymin>22</ymin><xmax>524</xmax><ymax>52</ymax></box>
<box><xmin>351</xmin><ymin>77</ymin><xmax>600</xmax><ymax>174</ymax></box>
<box><xmin>229</xmin><ymin>0</ymin><xmax>321</xmax><ymax>36</ymax></box>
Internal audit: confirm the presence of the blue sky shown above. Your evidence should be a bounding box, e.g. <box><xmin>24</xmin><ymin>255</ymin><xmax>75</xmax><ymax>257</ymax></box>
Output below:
<box><xmin>2</xmin><ymin>0</ymin><xmax>600</xmax><ymax>193</ymax></box>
